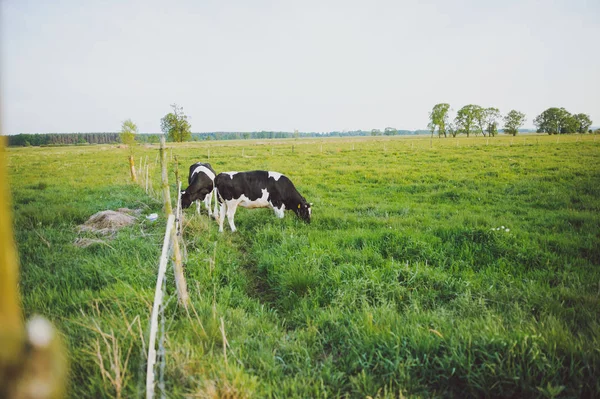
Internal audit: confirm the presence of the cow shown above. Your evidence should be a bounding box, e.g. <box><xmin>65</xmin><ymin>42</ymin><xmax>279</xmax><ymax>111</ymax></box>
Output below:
<box><xmin>181</xmin><ymin>162</ymin><xmax>216</xmax><ymax>217</ymax></box>
<box><xmin>213</xmin><ymin>170</ymin><xmax>311</xmax><ymax>232</ymax></box>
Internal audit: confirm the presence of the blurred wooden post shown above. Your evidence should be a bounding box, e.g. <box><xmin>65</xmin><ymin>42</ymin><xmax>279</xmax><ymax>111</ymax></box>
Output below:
<box><xmin>0</xmin><ymin>136</ymin><xmax>25</xmax><ymax>390</ymax></box>
<box><xmin>159</xmin><ymin>137</ymin><xmax>189</xmax><ymax>309</ymax></box>
<box><xmin>1</xmin><ymin>136</ymin><xmax>67</xmax><ymax>398</ymax></box>
<box><xmin>128</xmin><ymin>155</ymin><xmax>137</xmax><ymax>182</ymax></box>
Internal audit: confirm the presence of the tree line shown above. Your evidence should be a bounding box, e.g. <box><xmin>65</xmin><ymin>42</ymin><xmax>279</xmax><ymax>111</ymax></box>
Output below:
<box><xmin>6</xmin><ymin>132</ymin><xmax>120</xmax><ymax>147</ymax></box>
<box><xmin>6</xmin><ymin>103</ymin><xmax>595</xmax><ymax>147</ymax></box>
<box><xmin>428</xmin><ymin>103</ymin><xmax>593</xmax><ymax>137</ymax></box>
<box><xmin>7</xmin><ymin>129</ymin><xmax>434</xmax><ymax>147</ymax></box>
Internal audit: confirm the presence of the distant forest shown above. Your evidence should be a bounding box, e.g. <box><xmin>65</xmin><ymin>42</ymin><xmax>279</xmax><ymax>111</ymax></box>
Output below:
<box><xmin>6</xmin><ymin>129</ymin><xmax>435</xmax><ymax>147</ymax></box>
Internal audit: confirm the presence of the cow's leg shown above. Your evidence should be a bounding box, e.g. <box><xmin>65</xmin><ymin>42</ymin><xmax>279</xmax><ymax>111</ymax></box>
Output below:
<box><xmin>218</xmin><ymin>202</ymin><xmax>226</xmax><ymax>232</ymax></box>
<box><xmin>226</xmin><ymin>201</ymin><xmax>238</xmax><ymax>232</ymax></box>
<box><xmin>272</xmin><ymin>205</ymin><xmax>285</xmax><ymax>219</ymax></box>
<box><xmin>196</xmin><ymin>200</ymin><xmax>201</xmax><ymax>215</ymax></box>
<box><xmin>213</xmin><ymin>188</ymin><xmax>220</xmax><ymax>220</ymax></box>
<box><xmin>205</xmin><ymin>191</ymin><xmax>213</xmax><ymax>217</ymax></box>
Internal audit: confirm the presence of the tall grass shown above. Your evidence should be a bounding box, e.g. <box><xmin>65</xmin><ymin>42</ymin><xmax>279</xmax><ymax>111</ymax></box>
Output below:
<box><xmin>7</xmin><ymin>135</ymin><xmax>600</xmax><ymax>397</ymax></box>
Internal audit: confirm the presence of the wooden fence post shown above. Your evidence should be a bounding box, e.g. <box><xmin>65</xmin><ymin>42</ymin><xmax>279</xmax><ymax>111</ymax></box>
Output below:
<box><xmin>129</xmin><ymin>155</ymin><xmax>137</xmax><ymax>182</ymax></box>
<box><xmin>160</xmin><ymin>138</ymin><xmax>172</xmax><ymax>215</ymax></box>
<box><xmin>159</xmin><ymin>138</ymin><xmax>189</xmax><ymax>308</ymax></box>
<box><xmin>174</xmin><ymin>155</ymin><xmax>180</xmax><ymax>190</ymax></box>
<box><xmin>176</xmin><ymin>182</ymin><xmax>182</xmax><ymax>237</ymax></box>
<box><xmin>146</xmin><ymin>214</ymin><xmax>175</xmax><ymax>399</ymax></box>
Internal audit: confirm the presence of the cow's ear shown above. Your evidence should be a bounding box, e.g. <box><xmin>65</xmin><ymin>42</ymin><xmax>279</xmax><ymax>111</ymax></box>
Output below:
<box><xmin>298</xmin><ymin>204</ymin><xmax>301</xmax><ymax>209</ymax></box>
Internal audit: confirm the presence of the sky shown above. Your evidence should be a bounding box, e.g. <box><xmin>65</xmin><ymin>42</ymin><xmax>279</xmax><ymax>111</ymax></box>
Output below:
<box><xmin>1</xmin><ymin>0</ymin><xmax>599</xmax><ymax>134</ymax></box>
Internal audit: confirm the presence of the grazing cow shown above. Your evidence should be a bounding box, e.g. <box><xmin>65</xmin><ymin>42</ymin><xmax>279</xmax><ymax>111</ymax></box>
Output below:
<box><xmin>181</xmin><ymin>162</ymin><xmax>216</xmax><ymax>216</ymax></box>
<box><xmin>214</xmin><ymin>171</ymin><xmax>311</xmax><ymax>232</ymax></box>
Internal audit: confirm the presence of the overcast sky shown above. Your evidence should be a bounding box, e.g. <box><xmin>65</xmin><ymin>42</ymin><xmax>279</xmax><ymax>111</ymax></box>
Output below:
<box><xmin>2</xmin><ymin>0</ymin><xmax>599</xmax><ymax>134</ymax></box>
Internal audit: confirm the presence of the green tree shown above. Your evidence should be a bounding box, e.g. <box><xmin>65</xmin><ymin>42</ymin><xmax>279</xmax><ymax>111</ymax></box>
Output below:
<box><xmin>503</xmin><ymin>110</ymin><xmax>526</xmax><ymax>136</ymax></box>
<box><xmin>561</xmin><ymin>115</ymin><xmax>579</xmax><ymax>134</ymax></box>
<box><xmin>573</xmin><ymin>113</ymin><xmax>592</xmax><ymax>133</ymax></box>
<box><xmin>472</xmin><ymin>105</ymin><xmax>487</xmax><ymax>137</ymax></box>
<box><xmin>533</xmin><ymin>107</ymin><xmax>572</xmax><ymax>135</ymax></box>
<box><xmin>447</xmin><ymin>122</ymin><xmax>457</xmax><ymax>138</ymax></box>
<box><xmin>160</xmin><ymin>104</ymin><xmax>192</xmax><ymax>142</ymax></box>
<box><xmin>484</xmin><ymin>107</ymin><xmax>501</xmax><ymax>137</ymax></box>
<box><xmin>384</xmin><ymin>127</ymin><xmax>398</xmax><ymax>136</ymax></box>
<box><xmin>428</xmin><ymin>103</ymin><xmax>450</xmax><ymax>138</ymax></box>
<box><xmin>370</xmin><ymin>129</ymin><xmax>381</xmax><ymax>136</ymax></box>
<box><xmin>120</xmin><ymin>119</ymin><xmax>138</xmax><ymax>148</ymax></box>
<box><xmin>454</xmin><ymin>104</ymin><xmax>479</xmax><ymax>137</ymax></box>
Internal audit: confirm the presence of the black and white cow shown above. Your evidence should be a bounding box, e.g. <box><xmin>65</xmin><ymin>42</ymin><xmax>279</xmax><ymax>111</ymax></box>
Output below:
<box><xmin>181</xmin><ymin>162</ymin><xmax>216</xmax><ymax>216</ymax></box>
<box><xmin>213</xmin><ymin>171</ymin><xmax>311</xmax><ymax>232</ymax></box>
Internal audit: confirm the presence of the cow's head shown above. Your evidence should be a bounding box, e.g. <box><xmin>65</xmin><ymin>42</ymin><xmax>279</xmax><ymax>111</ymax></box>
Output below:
<box><xmin>295</xmin><ymin>201</ymin><xmax>311</xmax><ymax>223</ymax></box>
<box><xmin>180</xmin><ymin>190</ymin><xmax>193</xmax><ymax>209</ymax></box>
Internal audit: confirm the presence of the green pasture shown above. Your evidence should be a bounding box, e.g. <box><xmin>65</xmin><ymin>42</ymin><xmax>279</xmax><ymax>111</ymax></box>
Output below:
<box><xmin>6</xmin><ymin>134</ymin><xmax>600</xmax><ymax>398</ymax></box>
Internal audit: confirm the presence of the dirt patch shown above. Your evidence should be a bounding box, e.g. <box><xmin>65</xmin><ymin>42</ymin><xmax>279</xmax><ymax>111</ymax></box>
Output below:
<box><xmin>77</xmin><ymin>208</ymin><xmax>141</xmax><ymax>236</ymax></box>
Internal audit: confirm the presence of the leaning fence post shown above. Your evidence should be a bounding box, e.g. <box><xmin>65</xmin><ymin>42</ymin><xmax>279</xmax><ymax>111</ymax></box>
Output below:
<box><xmin>146</xmin><ymin>214</ymin><xmax>175</xmax><ymax>399</ymax></box>
<box><xmin>159</xmin><ymin>137</ymin><xmax>189</xmax><ymax>308</ymax></box>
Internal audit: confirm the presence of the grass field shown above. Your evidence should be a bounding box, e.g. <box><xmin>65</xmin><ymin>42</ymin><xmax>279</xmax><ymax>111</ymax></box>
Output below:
<box><xmin>7</xmin><ymin>134</ymin><xmax>600</xmax><ymax>398</ymax></box>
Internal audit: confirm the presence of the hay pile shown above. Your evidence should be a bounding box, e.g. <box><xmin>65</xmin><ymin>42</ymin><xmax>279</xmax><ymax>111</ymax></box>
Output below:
<box><xmin>76</xmin><ymin>208</ymin><xmax>141</xmax><ymax>241</ymax></box>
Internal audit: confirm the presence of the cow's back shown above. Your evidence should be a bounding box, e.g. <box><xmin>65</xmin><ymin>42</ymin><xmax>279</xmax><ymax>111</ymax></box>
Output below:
<box><xmin>215</xmin><ymin>171</ymin><xmax>270</xmax><ymax>201</ymax></box>
<box><xmin>189</xmin><ymin>162</ymin><xmax>215</xmax><ymax>185</ymax></box>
